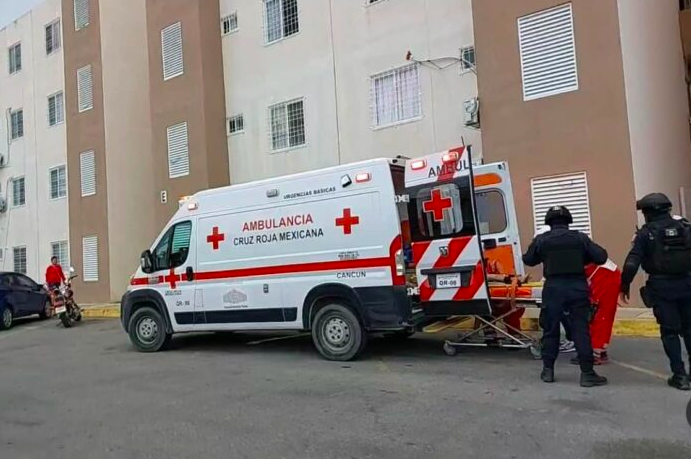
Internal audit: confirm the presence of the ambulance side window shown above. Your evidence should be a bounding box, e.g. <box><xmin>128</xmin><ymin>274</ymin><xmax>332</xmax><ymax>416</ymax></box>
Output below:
<box><xmin>152</xmin><ymin>221</ymin><xmax>192</xmax><ymax>271</ymax></box>
<box><xmin>475</xmin><ymin>191</ymin><xmax>508</xmax><ymax>235</ymax></box>
<box><xmin>412</xmin><ymin>184</ymin><xmax>465</xmax><ymax>239</ymax></box>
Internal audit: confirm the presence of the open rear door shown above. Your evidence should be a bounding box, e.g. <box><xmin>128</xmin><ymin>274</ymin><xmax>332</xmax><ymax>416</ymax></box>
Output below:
<box><xmin>405</xmin><ymin>146</ymin><xmax>492</xmax><ymax>317</ymax></box>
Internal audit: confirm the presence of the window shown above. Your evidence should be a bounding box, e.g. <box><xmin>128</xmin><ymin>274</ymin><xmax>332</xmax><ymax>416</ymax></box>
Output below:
<box><xmin>74</xmin><ymin>0</ymin><xmax>89</xmax><ymax>30</ymax></box>
<box><xmin>269</xmin><ymin>99</ymin><xmax>305</xmax><ymax>151</ymax></box>
<box><xmin>371</xmin><ymin>63</ymin><xmax>421</xmax><ymax>127</ymax></box>
<box><xmin>82</xmin><ymin>236</ymin><xmax>98</xmax><ymax>281</ymax></box>
<box><xmin>153</xmin><ymin>221</ymin><xmax>192</xmax><ymax>271</ymax></box>
<box><xmin>51</xmin><ymin>241</ymin><xmax>69</xmax><ymax>268</ymax></box>
<box><xmin>80</xmin><ymin>150</ymin><xmax>96</xmax><ymax>196</ymax></box>
<box><xmin>222</xmin><ymin>12</ymin><xmax>238</xmax><ymax>35</ymax></box>
<box><xmin>48</xmin><ymin>92</ymin><xmax>65</xmax><ymax>126</ymax></box>
<box><xmin>161</xmin><ymin>22</ymin><xmax>184</xmax><ymax>80</ymax></box>
<box><xmin>412</xmin><ymin>184</ymin><xmax>466</xmax><ymax>239</ymax></box>
<box><xmin>8</xmin><ymin>43</ymin><xmax>21</xmax><ymax>74</ymax></box>
<box><xmin>10</xmin><ymin>109</ymin><xmax>24</xmax><ymax>140</ymax></box>
<box><xmin>77</xmin><ymin>65</ymin><xmax>94</xmax><ymax>112</ymax></box>
<box><xmin>263</xmin><ymin>0</ymin><xmax>299</xmax><ymax>44</ymax></box>
<box><xmin>460</xmin><ymin>45</ymin><xmax>475</xmax><ymax>73</ymax></box>
<box><xmin>13</xmin><ymin>247</ymin><xmax>27</xmax><ymax>275</ymax></box>
<box><xmin>50</xmin><ymin>165</ymin><xmax>67</xmax><ymax>199</ymax></box>
<box><xmin>167</xmin><ymin>122</ymin><xmax>190</xmax><ymax>178</ymax></box>
<box><xmin>46</xmin><ymin>20</ymin><xmax>61</xmax><ymax>54</ymax></box>
<box><xmin>518</xmin><ymin>3</ymin><xmax>578</xmax><ymax>101</ymax></box>
<box><xmin>228</xmin><ymin>114</ymin><xmax>244</xmax><ymax>134</ymax></box>
<box><xmin>12</xmin><ymin>177</ymin><xmax>25</xmax><ymax>207</ymax></box>
<box><xmin>531</xmin><ymin>172</ymin><xmax>591</xmax><ymax>235</ymax></box>
<box><xmin>15</xmin><ymin>274</ymin><xmax>37</xmax><ymax>289</ymax></box>
<box><xmin>476</xmin><ymin>191</ymin><xmax>508</xmax><ymax>235</ymax></box>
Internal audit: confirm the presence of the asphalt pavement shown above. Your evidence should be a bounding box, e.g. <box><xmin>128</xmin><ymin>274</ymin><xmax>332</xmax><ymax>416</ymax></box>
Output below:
<box><xmin>1</xmin><ymin>317</ymin><xmax>690</xmax><ymax>459</ymax></box>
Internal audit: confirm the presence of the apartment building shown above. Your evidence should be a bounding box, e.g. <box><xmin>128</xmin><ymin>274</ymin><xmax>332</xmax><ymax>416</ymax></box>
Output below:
<box><xmin>220</xmin><ymin>0</ymin><xmax>481</xmax><ymax>183</ymax></box>
<box><xmin>472</xmin><ymin>0</ymin><xmax>691</xmax><ymax>300</ymax></box>
<box><xmin>0</xmin><ymin>0</ymin><xmax>69</xmax><ymax>282</ymax></box>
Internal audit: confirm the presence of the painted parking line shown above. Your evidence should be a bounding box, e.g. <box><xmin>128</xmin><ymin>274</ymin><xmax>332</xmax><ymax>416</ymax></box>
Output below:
<box><xmin>610</xmin><ymin>359</ymin><xmax>668</xmax><ymax>380</ymax></box>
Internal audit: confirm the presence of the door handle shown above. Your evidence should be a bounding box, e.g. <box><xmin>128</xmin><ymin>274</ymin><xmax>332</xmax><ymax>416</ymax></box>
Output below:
<box><xmin>185</xmin><ymin>266</ymin><xmax>194</xmax><ymax>282</ymax></box>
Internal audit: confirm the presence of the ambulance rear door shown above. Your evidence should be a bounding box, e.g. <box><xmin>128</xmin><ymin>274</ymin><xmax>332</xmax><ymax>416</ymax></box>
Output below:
<box><xmin>405</xmin><ymin>146</ymin><xmax>491</xmax><ymax>317</ymax></box>
<box><xmin>474</xmin><ymin>162</ymin><xmax>524</xmax><ymax>276</ymax></box>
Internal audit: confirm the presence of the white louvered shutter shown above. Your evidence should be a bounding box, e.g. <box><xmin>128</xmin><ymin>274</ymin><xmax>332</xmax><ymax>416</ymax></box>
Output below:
<box><xmin>82</xmin><ymin>236</ymin><xmax>98</xmax><ymax>282</ymax></box>
<box><xmin>531</xmin><ymin>172</ymin><xmax>591</xmax><ymax>235</ymax></box>
<box><xmin>161</xmin><ymin>22</ymin><xmax>184</xmax><ymax>80</ymax></box>
<box><xmin>80</xmin><ymin>150</ymin><xmax>96</xmax><ymax>196</ymax></box>
<box><xmin>77</xmin><ymin>65</ymin><xmax>93</xmax><ymax>112</ymax></box>
<box><xmin>167</xmin><ymin>122</ymin><xmax>190</xmax><ymax>178</ymax></box>
<box><xmin>518</xmin><ymin>3</ymin><xmax>578</xmax><ymax>101</ymax></box>
<box><xmin>74</xmin><ymin>0</ymin><xmax>89</xmax><ymax>30</ymax></box>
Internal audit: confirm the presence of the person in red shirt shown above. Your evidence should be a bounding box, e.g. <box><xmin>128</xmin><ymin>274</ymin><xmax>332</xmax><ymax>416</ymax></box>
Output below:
<box><xmin>45</xmin><ymin>256</ymin><xmax>66</xmax><ymax>289</ymax></box>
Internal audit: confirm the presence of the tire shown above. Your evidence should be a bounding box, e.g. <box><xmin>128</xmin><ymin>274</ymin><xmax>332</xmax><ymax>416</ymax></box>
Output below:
<box><xmin>74</xmin><ymin>305</ymin><xmax>82</xmax><ymax>322</ymax></box>
<box><xmin>39</xmin><ymin>300</ymin><xmax>52</xmax><ymax>320</ymax></box>
<box><xmin>0</xmin><ymin>307</ymin><xmax>12</xmax><ymax>330</ymax></box>
<box><xmin>128</xmin><ymin>307</ymin><xmax>171</xmax><ymax>353</ymax></box>
<box><xmin>60</xmin><ymin>312</ymin><xmax>73</xmax><ymax>328</ymax></box>
<box><xmin>311</xmin><ymin>303</ymin><xmax>366</xmax><ymax>361</ymax></box>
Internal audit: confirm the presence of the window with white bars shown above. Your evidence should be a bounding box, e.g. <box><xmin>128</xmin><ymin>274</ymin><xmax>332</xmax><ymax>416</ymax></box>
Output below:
<box><xmin>8</xmin><ymin>43</ymin><xmax>21</xmax><ymax>74</ymax></box>
<box><xmin>460</xmin><ymin>45</ymin><xmax>476</xmax><ymax>73</ymax></box>
<box><xmin>228</xmin><ymin>114</ymin><xmax>244</xmax><ymax>135</ymax></box>
<box><xmin>263</xmin><ymin>0</ymin><xmax>299</xmax><ymax>44</ymax></box>
<box><xmin>50</xmin><ymin>165</ymin><xmax>67</xmax><ymax>199</ymax></box>
<box><xmin>48</xmin><ymin>92</ymin><xmax>64</xmax><ymax>126</ymax></box>
<box><xmin>167</xmin><ymin>122</ymin><xmax>190</xmax><ymax>178</ymax></box>
<box><xmin>518</xmin><ymin>3</ymin><xmax>578</xmax><ymax>101</ymax></box>
<box><xmin>13</xmin><ymin>247</ymin><xmax>27</xmax><ymax>275</ymax></box>
<box><xmin>161</xmin><ymin>22</ymin><xmax>184</xmax><ymax>81</ymax></box>
<box><xmin>77</xmin><ymin>65</ymin><xmax>94</xmax><ymax>112</ymax></box>
<box><xmin>10</xmin><ymin>109</ymin><xmax>24</xmax><ymax>140</ymax></box>
<box><xmin>46</xmin><ymin>20</ymin><xmax>61</xmax><ymax>55</ymax></box>
<box><xmin>74</xmin><ymin>0</ymin><xmax>89</xmax><ymax>31</ymax></box>
<box><xmin>371</xmin><ymin>63</ymin><xmax>421</xmax><ymax>128</ymax></box>
<box><xmin>222</xmin><ymin>12</ymin><xmax>238</xmax><ymax>35</ymax></box>
<box><xmin>82</xmin><ymin>236</ymin><xmax>98</xmax><ymax>282</ymax></box>
<box><xmin>531</xmin><ymin>172</ymin><xmax>592</xmax><ymax>235</ymax></box>
<box><xmin>80</xmin><ymin>151</ymin><xmax>96</xmax><ymax>197</ymax></box>
<box><xmin>51</xmin><ymin>241</ymin><xmax>69</xmax><ymax>268</ymax></box>
<box><xmin>269</xmin><ymin>99</ymin><xmax>305</xmax><ymax>151</ymax></box>
<box><xmin>12</xmin><ymin>177</ymin><xmax>25</xmax><ymax>207</ymax></box>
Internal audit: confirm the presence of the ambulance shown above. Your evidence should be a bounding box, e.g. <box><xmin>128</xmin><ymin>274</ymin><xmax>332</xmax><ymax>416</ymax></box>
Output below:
<box><xmin>121</xmin><ymin>146</ymin><xmax>523</xmax><ymax>360</ymax></box>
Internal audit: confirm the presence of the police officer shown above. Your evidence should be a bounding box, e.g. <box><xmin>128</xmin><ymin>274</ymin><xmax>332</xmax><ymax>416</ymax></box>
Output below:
<box><xmin>620</xmin><ymin>193</ymin><xmax>691</xmax><ymax>391</ymax></box>
<box><xmin>523</xmin><ymin>206</ymin><xmax>609</xmax><ymax>387</ymax></box>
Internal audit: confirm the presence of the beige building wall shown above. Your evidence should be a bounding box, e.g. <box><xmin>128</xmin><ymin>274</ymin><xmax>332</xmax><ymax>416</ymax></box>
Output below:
<box><xmin>617</xmin><ymin>0</ymin><xmax>691</xmax><ymax>217</ymax></box>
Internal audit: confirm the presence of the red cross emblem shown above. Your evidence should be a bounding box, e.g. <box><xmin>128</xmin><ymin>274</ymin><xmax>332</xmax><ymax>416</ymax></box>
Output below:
<box><xmin>206</xmin><ymin>226</ymin><xmax>225</xmax><ymax>250</ymax></box>
<box><xmin>423</xmin><ymin>188</ymin><xmax>453</xmax><ymax>222</ymax></box>
<box><xmin>335</xmin><ymin>208</ymin><xmax>360</xmax><ymax>235</ymax></box>
<box><xmin>164</xmin><ymin>268</ymin><xmax>180</xmax><ymax>289</ymax></box>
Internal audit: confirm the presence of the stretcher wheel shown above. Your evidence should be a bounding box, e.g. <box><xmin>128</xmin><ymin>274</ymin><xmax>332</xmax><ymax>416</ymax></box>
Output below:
<box><xmin>443</xmin><ymin>342</ymin><xmax>458</xmax><ymax>356</ymax></box>
<box><xmin>529</xmin><ymin>344</ymin><xmax>542</xmax><ymax>360</ymax></box>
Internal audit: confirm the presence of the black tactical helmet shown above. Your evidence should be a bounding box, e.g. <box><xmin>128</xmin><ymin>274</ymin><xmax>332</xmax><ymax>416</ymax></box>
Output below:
<box><xmin>544</xmin><ymin>205</ymin><xmax>573</xmax><ymax>226</ymax></box>
<box><xmin>636</xmin><ymin>193</ymin><xmax>672</xmax><ymax>213</ymax></box>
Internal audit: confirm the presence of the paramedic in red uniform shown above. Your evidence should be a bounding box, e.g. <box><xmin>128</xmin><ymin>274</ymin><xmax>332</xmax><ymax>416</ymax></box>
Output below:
<box><xmin>45</xmin><ymin>256</ymin><xmax>65</xmax><ymax>290</ymax></box>
<box><xmin>584</xmin><ymin>261</ymin><xmax>621</xmax><ymax>364</ymax></box>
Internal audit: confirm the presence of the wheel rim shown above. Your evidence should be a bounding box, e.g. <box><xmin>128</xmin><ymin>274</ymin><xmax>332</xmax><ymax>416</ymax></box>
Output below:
<box><xmin>2</xmin><ymin>308</ymin><xmax>11</xmax><ymax>327</ymax></box>
<box><xmin>136</xmin><ymin>317</ymin><xmax>158</xmax><ymax>343</ymax></box>
<box><xmin>321</xmin><ymin>316</ymin><xmax>352</xmax><ymax>352</ymax></box>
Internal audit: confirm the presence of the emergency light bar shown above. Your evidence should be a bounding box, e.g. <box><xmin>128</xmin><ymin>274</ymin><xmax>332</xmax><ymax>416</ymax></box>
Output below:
<box><xmin>410</xmin><ymin>159</ymin><xmax>426</xmax><ymax>170</ymax></box>
<box><xmin>442</xmin><ymin>151</ymin><xmax>459</xmax><ymax>163</ymax></box>
<box><xmin>355</xmin><ymin>172</ymin><xmax>371</xmax><ymax>183</ymax></box>
<box><xmin>179</xmin><ymin>196</ymin><xmax>198</xmax><ymax>211</ymax></box>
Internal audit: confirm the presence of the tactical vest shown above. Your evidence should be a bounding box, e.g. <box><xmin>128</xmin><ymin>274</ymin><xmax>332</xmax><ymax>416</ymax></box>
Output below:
<box><xmin>543</xmin><ymin>240</ymin><xmax>585</xmax><ymax>277</ymax></box>
<box><xmin>643</xmin><ymin>220</ymin><xmax>691</xmax><ymax>275</ymax></box>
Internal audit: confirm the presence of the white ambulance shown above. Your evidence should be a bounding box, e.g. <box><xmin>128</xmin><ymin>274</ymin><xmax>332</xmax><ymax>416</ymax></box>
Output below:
<box><xmin>121</xmin><ymin>146</ymin><xmax>522</xmax><ymax>360</ymax></box>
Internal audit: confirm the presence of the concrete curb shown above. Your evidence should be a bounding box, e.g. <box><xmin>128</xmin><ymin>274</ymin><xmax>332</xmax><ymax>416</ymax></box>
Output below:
<box><xmin>82</xmin><ymin>304</ymin><xmax>660</xmax><ymax>337</ymax></box>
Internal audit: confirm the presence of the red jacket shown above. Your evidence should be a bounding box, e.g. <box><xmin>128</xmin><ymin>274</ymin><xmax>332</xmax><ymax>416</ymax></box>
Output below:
<box><xmin>45</xmin><ymin>264</ymin><xmax>65</xmax><ymax>285</ymax></box>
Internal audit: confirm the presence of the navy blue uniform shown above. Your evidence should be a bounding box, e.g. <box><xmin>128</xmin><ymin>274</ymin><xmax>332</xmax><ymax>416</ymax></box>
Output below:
<box><xmin>621</xmin><ymin>215</ymin><xmax>691</xmax><ymax>376</ymax></box>
<box><xmin>523</xmin><ymin>224</ymin><xmax>608</xmax><ymax>372</ymax></box>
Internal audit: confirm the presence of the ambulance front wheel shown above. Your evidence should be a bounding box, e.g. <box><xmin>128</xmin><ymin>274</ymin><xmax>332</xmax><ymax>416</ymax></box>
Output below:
<box><xmin>312</xmin><ymin>303</ymin><xmax>366</xmax><ymax>361</ymax></box>
<box><xmin>128</xmin><ymin>307</ymin><xmax>171</xmax><ymax>353</ymax></box>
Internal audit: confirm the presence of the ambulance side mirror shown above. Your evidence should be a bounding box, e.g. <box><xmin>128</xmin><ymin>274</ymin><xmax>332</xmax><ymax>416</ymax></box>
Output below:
<box><xmin>141</xmin><ymin>250</ymin><xmax>154</xmax><ymax>274</ymax></box>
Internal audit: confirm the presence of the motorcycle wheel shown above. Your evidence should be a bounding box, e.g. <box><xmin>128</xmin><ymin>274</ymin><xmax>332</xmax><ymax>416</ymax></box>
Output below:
<box><xmin>60</xmin><ymin>312</ymin><xmax>73</xmax><ymax>328</ymax></box>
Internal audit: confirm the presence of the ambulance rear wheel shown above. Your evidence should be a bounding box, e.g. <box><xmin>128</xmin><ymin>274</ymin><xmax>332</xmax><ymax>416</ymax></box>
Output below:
<box><xmin>128</xmin><ymin>307</ymin><xmax>171</xmax><ymax>353</ymax></box>
<box><xmin>312</xmin><ymin>303</ymin><xmax>365</xmax><ymax>361</ymax></box>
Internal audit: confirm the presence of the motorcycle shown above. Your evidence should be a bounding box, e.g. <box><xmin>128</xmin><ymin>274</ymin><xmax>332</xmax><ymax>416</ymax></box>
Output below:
<box><xmin>52</xmin><ymin>269</ymin><xmax>81</xmax><ymax>328</ymax></box>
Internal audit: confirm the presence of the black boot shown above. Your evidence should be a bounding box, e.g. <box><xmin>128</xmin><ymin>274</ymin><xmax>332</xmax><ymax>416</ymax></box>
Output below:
<box><xmin>541</xmin><ymin>368</ymin><xmax>555</xmax><ymax>383</ymax></box>
<box><xmin>580</xmin><ymin>371</ymin><xmax>608</xmax><ymax>387</ymax></box>
<box><xmin>668</xmin><ymin>374</ymin><xmax>691</xmax><ymax>391</ymax></box>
